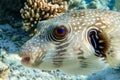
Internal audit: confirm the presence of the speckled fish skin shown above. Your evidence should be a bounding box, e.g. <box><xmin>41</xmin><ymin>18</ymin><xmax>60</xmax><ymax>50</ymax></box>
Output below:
<box><xmin>19</xmin><ymin>9</ymin><xmax>120</xmax><ymax>75</ymax></box>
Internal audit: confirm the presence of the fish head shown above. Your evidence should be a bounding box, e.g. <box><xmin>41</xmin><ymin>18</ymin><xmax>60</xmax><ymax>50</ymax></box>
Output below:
<box><xmin>19</xmin><ymin>10</ymin><xmax>120</xmax><ymax>75</ymax></box>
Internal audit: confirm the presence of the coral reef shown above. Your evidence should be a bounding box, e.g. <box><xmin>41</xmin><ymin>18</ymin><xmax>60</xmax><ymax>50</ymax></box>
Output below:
<box><xmin>66</xmin><ymin>0</ymin><xmax>112</xmax><ymax>10</ymax></box>
<box><xmin>114</xmin><ymin>0</ymin><xmax>120</xmax><ymax>10</ymax></box>
<box><xmin>0</xmin><ymin>24</ymin><xmax>30</xmax><ymax>53</ymax></box>
<box><xmin>67</xmin><ymin>0</ymin><xmax>82</xmax><ymax>10</ymax></box>
<box><xmin>20</xmin><ymin>0</ymin><xmax>67</xmax><ymax>35</ymax></box>
<box><xmin>77</xmin><ymin>0</ymin><xmax>87</xmax><ymax>9</ymax></box>
<box><xmin>87</xmin><ymin>68</ymin><xmax>120</xmax><ymax>80</ymax></box>
<box><xmin>0</xmin><ymin>61</ymin><xmax>9</xmax><ymax>80</ymax></box>
<box><xmin>87</xmin><ymin>0</ymin><xmax>110</xmax><ymax>9</ymax></box>
<box><xmin>0</xmin><ymin>49</ymin><xmax>9</xmax><ymax>80</ymax></box>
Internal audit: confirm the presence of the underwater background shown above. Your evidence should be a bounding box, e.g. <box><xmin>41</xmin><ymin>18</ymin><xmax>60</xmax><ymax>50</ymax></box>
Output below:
<box><xmin>0</xmin><ymin>0</ymin><xmax>120</xmax><ymax>80</ymax></box>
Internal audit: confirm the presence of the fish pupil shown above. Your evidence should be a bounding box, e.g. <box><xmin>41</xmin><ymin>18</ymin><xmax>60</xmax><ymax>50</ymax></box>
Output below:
<box><xmin>57</xmin><ymin>28</ymin><xmax>65</xmax><ymax>34</ymax></box>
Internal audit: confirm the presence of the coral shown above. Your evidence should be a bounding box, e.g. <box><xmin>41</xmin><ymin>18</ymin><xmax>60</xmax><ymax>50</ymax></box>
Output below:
<box><xmin>77</xmin><ymin>0</ymin><xmax>87</xmax><ymax>9</ymax></box>
<box><xmin>67</xmin><ymin>0</ymin><xmax>82</xmax><ymax>10</ymax></box>
<box><xmin>0</xmin><ymin>24</ymin><xmax>30</xmax><ymax>53</ymax></box>
<box><xmin>114</xmin><ymin>0</ymin><xmax>120</xmax><ymax>11</ymax></box>
<box><xmin>0</xmin><ymin>49</ymin><xmax>9</xmax><ymax>80</ymax></box>
<box><xmin>20</xmin><ymin>0</ymin><xmax>67</xmax><ymax>35</ymax></box>
<box><xmin>0</xmin><ymin>61</ymin><xmax>9</xmax><ymax>80</ymax></box>
<box><xmin>87</xmin><ymin>0</ymin><xmax>110</xmax><ymax>9</ymax></box>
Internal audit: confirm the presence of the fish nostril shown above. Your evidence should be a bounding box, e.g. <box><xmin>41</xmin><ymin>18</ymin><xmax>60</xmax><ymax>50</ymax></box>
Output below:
<box><xmin>23</xmin><ymin>57</ymin><xmax>30</xmax><ymax>62</ymax></box>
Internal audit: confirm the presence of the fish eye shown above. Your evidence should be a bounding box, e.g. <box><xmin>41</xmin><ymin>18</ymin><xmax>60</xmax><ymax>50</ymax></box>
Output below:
<box><xmin>87</xmin><ymin>28</ymin><xmax>109</xmax><ymax>57</ymax></box>
<box><xmin>53</xmin><ymin>25</ymin><xmax>68</xmax><ymax>38</ymax></box>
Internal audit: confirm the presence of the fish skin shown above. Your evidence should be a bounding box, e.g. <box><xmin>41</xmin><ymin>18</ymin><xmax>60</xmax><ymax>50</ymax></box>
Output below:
<box><xmin>19</xmin><ymin>9</ymin><xmax>120</xmax><ymax>75</ymax></box>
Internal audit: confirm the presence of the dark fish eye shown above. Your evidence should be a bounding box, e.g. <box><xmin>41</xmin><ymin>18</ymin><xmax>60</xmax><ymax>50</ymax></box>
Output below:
<box><xmin>87</xmin><ymin>29</ymin><xmax>109</xmax><ymax>57</ymax></box>
<box><xmin>53</xmin><ymin>25</ymin><xmax>67</xmax><ymax>38</ymax></box>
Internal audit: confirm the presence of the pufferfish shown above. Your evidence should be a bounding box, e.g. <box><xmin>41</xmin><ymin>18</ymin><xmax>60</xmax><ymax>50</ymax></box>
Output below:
<box><xmin>19</xmin><ymin>9</ymin><xmax>120</xmax><ymax>75</ymax></box>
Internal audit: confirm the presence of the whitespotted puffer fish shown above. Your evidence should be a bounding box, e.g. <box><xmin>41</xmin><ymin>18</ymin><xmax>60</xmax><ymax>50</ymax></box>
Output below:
<box><xmin>19</xmin><ymin>9</ymin><xmax>120</xmax><ymax>75</ymax></box>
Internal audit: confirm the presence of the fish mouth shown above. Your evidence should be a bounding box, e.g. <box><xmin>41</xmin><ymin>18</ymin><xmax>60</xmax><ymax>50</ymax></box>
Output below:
<box><xmin>19</xmin><ymin>53</ymin><xmax>33</xmax><ymax>66</ymax></box>
<box><xmin>21</xmin><ymin>56</ymin><xmax>31</xmax><ymax>64</ymax></box>
<box><xmin>19</xmin><ymin>50</ymin><xmax>44</xmax><ymax>67</ymax></box>
<box><xmin>19</xmin><ymin>44</ymin><xmax>45</xmax><ymax>66</ymax></box>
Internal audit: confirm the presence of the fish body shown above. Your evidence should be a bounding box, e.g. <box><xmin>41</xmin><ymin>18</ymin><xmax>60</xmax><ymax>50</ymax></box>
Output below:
<box><xmin>19</xmin><ymin>9</ymin><xmax>120</xmax><ymax>75</ymax></box>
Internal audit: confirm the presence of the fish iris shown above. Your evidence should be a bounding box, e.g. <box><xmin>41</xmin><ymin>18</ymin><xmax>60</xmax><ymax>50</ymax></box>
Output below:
<box><xmin>53</xmin><ymin>25</ymin><xmax>67</xmax><ymax>38</ymax></box>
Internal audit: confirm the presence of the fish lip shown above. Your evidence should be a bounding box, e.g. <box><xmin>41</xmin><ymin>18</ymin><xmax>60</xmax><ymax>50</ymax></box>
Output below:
<box><xmin>19</xmin><ymin>52</ymin><xmax>33</xmax><ymax>65</ymax></box>
<box><xmin>19</xmin><ymin>51</ymin><xmax>44</xmax><ymax>66</ymax></box>
<box><xmin>20</xmin><ymin>54</ymin><xmax>32</xmax><ymax>64</ymax></box>
<box><xmin>19</xmin><ymin>53</ymin><xmax>30</xmax><ymax>60</ymax></box>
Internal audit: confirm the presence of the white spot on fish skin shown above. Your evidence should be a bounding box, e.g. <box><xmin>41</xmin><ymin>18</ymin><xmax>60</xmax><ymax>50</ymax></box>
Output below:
<box><xmin>79</xmin><ymin>18</ymin><xmax>82</xmax><ymax>21</ymax></box>
<box><xmin>101</xmin><ymin>26</ymin><xmax>107</xmax><ymax>29</ymax></box>
<box><xmin>81</xmin><ymin>16</ymin><xmax>85</xmax><ymax>19</ymax></box>
<box><xmin>95</xmin><ymin>22</ymin><xmax>102</xmax><ymax>26</ymax></box>
<box><xmin>74</xmin><ymin>27</ymin><xmax>77</xmax><ymax>30</ymax></box>
<box><xmin>73</xmin><ymin>22</ymin><xmax>76</xmax><ymax>26</ymax></box>
<box><xmin>78</xmin><ymin>27</ymin><xmax>82</xmax><ymax>30</ymax></box>
<box><xmin>77</xmin><ymin>30</ymin><xmax>80</xmax><ymax>33</ymax></box>
<box><xmin>77</xmin><ymin>22</ymin><xmax>80</xmax><ymax>25</ymax></box>
<box><xmin>99</xmin><ymin>40</ymin><xmax>104</xmax><ymax>43</ymax></box>
<box><xmin>96</xmin><ymin>18</ymin><xmax>100</xmax><ymax>21</ymax></box>
<box><xmin>90</xmin><ymin>22</ymin><xmax>94</xmax><ymax>25</ymax></box>
<box><xmin>71</xmin><ymin>17</ymin><xmax>74</xmax><ymax>19</ymax></box>
<box><xmin>81</xmin><ymin>23</ymin><xmax>86</xmax><ymax>27</ymax></box>
<box><xmin>74</xmin><ymin>32</ymin><xmax>78</xmax><ymax>35</ymax></box>
<box><xmin>73</xmin><ymin>14</ymin><xmax>76</xmax><ymax>17</ymax></box>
